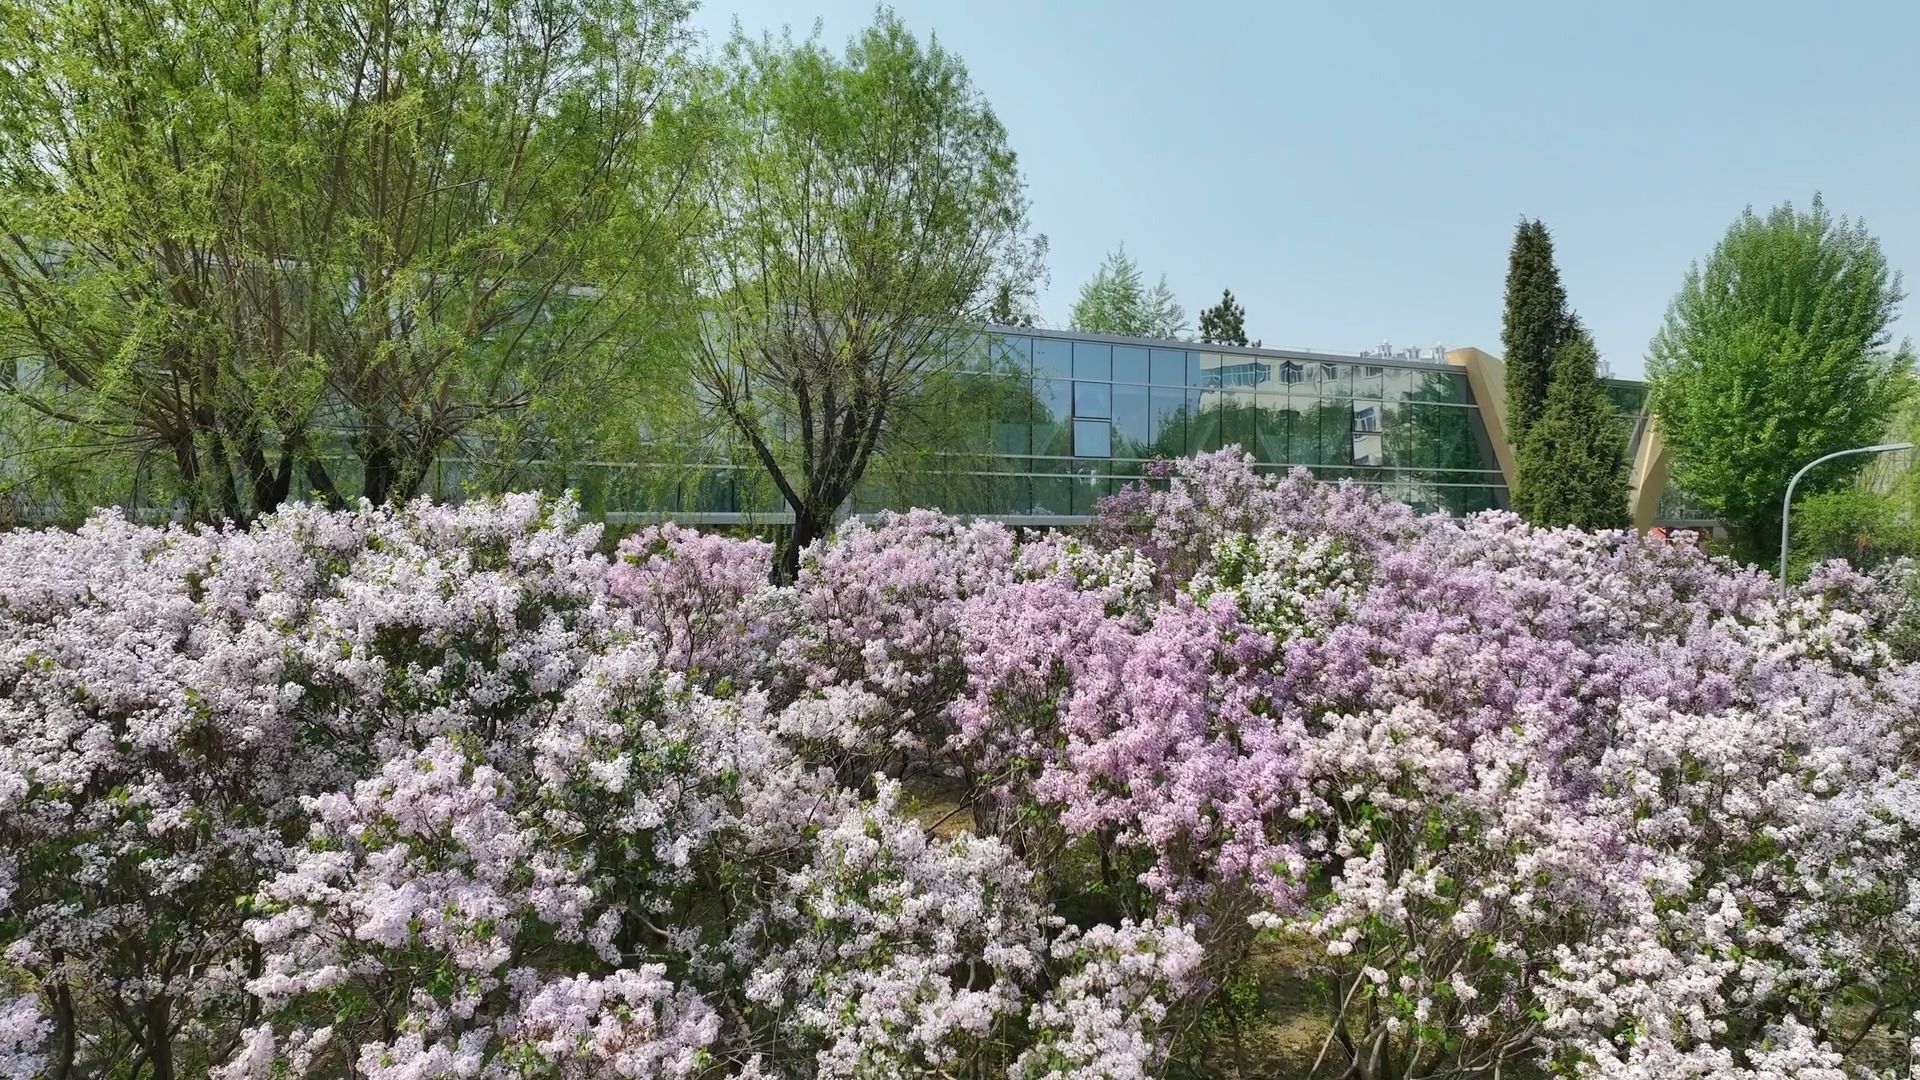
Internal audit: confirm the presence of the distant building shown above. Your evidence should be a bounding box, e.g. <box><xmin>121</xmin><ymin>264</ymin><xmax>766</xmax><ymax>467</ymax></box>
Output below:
<box><xmin>618</xmin><ymin>326</ymin><xmax>1687</xmax><ymax>530</ymax></box>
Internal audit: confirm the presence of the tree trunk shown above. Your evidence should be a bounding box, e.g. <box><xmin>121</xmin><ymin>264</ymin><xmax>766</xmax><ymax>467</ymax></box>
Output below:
<box><xmin>46</xmin><ymin>953</ymin><xmax>75</xmax><ymax>1080</ymax></box>
<box><xmin>145</xmin><ymin>995</ymin><xmax>174</xmax><ymax>1080</ymax></box>
<box><xmin>202</xmin><ymin>425</ymin><xmax>244</xmax><ymax>522</ymax></box>
<box><xmin>239</xmin><ymin>429</ymin><xmax>296</xmax><ymax>515</ymax></box>
<box><xmin>362</xmin><ymin>437</ymin><xmax>438</xmax><ymax>506</ymax></box>
<box><xmin>776</xmin><ymin>501</ymin><xmax>825</xmax><ymax>584</ymax></box>
<box><xmin>362</xmin><ymin>444</ymin><xmax>399</xmax><ymax>506</ymax></box>
<box><xmin>305</xmin><ymin>459</ymin><xmax>347</xmax><ymax>509</ymax></box>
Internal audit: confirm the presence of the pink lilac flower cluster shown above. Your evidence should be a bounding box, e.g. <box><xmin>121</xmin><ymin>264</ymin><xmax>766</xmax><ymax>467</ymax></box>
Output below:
<box><xmin>607</xmin><ymin>524</ymin><xmax>780</xmax><ymax>688</ymax></box>
<box><xmin>0</xmin><ymin>495</ymin><xmax>1196</xmax><ymax>1080</ymax></box>
<box><xmin>1011</xmin><ymin>920</ymin><xmax>1205</xmax><ymax>1080</ymax></box>
<box><xmin>8</xmin><ymin>449</ymin><xmax>1920</xmax><ymax>1079</ymax></box>
<box><xmin>769</xmin><ymin>510</ymin><xmax>1018</xmax><ymax>775</ymax></box>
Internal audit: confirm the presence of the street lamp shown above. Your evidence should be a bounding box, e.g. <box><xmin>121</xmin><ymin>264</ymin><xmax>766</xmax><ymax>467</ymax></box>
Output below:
<box><xmin>1779</xmin><ymin>442</ymin><xmax>1914</xmax><ymax>600</ymax></box>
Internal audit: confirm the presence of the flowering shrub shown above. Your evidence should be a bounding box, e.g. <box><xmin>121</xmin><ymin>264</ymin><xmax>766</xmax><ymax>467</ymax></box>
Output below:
<box><xmin>5</xmin><ymin>451</ymin><xmax>1920</xmax><ymax>1079</ymax></box>
<box><xmin>774</xmin><ymin>510</ymin><xmax>1016</xmax><ymax>777</ymax></box>
<box><xmin>607</xmin><ymin>524</ymin><xmax>779</xmax><ymax>689</ymax></box>
<box><xmin>1011</xmin><ymin>920</ymin><xmax>1204</xmax><ymax>1080</ymax></box>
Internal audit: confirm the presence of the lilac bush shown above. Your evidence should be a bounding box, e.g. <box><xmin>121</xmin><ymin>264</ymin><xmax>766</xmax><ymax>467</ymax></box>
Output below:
<box><xmin>607</xmin><ymin>524</ymin><xmax>779</xmax><ymax>689</ymax></box>
<box><xmin>5</xmin><ymin>450</ymin><xmax>1920</xmax><ymax>1079</ymax></box>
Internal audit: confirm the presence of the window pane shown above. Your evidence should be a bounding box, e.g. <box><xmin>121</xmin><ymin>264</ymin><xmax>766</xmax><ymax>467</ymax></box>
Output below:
<box><xmin>1073</xmin><ymin>381</ymin><xmax>1112</xmax><ymax>419</ymax></box>
<box><xmin>1188</xmin><ymin>352</ymin><xmax>1224</xmax><ymax>389</ymax></box>
<box><xmin>1318</xmin><ymin>362</ymin><xmax>1350</xmax><ymax>396</ymax></box>
<box><xmin>1217</xmin><ymin>359</ymin><xmax>1273</xmax><ymax>390</ymax></box>
<box><xmin>1149</xmin><ymin>387</ymin><xmax>1187</xmax><ymax>456</ymax></box>
<box><xmin>1113</xmin><ymin>345</ymin><xmax>1149</xmax><ymax>384</ymax></box>
<box><xmin>1113</xmin><ymin>385</ymin><xmax>1150</xmax><ymax>455</ymax></box>
<box><xmin>1034</xmin><ymin>377</ymin><xmax>1071</xmax><ymax>458</ymax></box>
<box><xmin>1396</xmin><ymin>404</ymin><xmax>1471</xmax><ymax>469</ymax></box>
<box><xmin>1256</xmin><ymin>394</ymin><xmax>1291</xmax><ymax>462</ymax></box>
<box><xmin>1417</xmin><ymin>371</ymin><xmax>1466</xmax><ymax>404</ymax></box>
<box><xmin>1034</xmin><ymin>338</ymin><xmax>1072</xmax><ymax>378</ymax></box>
<box><xmin>1149</xmin><ymin>348</ymin><xmax>1186</xmax><ymax>386</ymax></box>
<box><xmin>1073</xmin><ymin>419</ymin><xmax>1112</xmax><ymax>458</ymax></box>
<box><xmin>1285</xmin><ymin>398</ymin><xmax>1319</xmax><ymax>463</ymax></box>
<box><xmin>1379</xmin><ymin>366</ymin><xmax>1423</xmax><ymax>403</ymax></box>
<box><xmin>1032</xmin><ymin>476</ymin><xmax>1072</xmax><ymax>515</ymax></box>
<box><xmin>1035</xmin><ymin>420</ymin><xmax>1071</xmax><ymax>458</ymax></box>
<box><xmin>1072</xmin><ymin>470</ymin><xmax>1112</xmax><ymax>515</ymax></box>
<box><xmin>1355</xmin><ymin>365</ymin><xmax>1385</xmax><ymax>400</ymax></box>
<box><xmin>1073</xmin><ymin>341</ymin><xmax>1113</xmax><ymax>381</ymax></box>
<box><xmin>1320</xmin><ymin>399</ymin><xmax>1353</xmax><ymax>464</ymax></box>
<box><xmin>954</xmin><ymin>332</ymin><xmax>990</xmax><ymax>373</ymax></box>
<box><xmin>1353</xmin><ymin>431</ymin><xmax>1384</xmax><ymax>467</ymax></box>
<box><xmin>992</xmin><ymin>418</ymin><xmax>1030</xmax><ymax>456</ymax></box>
<box><xmin>989</xmin><ymin>334</ymin><xmax>1033</xmax><ymax>376</ymax></box>
<box><xmin>1036</xmin><ymin>377</ymin><xmax>1071</xmax><ymax>421</ymax></box>
<box><xmin>1188</xmin><ymin>389</ymin><xmax>1215</xmax><ymax>452</ymax></box>
<box><xmin>1221</xmin><ymin>395</ymin><xmax>1256</xmax><ymax>453</ymax></box>
<box><xmin>995</xmin><ymin>473</ymin><xmax>1032</xmax><ymax>515</ymax></box>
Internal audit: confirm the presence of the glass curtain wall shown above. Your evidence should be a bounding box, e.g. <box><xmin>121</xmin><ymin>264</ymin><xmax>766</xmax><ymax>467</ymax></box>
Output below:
<box><xmin>898</xmin><ymin>330</ymin><xmax>1513</xmax><ymax>517</ymax></box>
<box><xmin>638</xmin><ymin>329</ymin><xmax>1664</xmax><ymax>520</ymax></box>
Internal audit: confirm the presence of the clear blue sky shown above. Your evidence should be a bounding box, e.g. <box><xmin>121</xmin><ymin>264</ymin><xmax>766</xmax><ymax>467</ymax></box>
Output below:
<box><xmin>688</xmin><ymin>0</ymin><xmax>1920</xmax><ymax>378</ymax></box>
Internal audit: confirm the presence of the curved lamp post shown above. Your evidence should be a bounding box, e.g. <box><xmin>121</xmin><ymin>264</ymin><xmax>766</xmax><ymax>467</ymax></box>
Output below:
<box><xmin>1779</xmin><ymin>442</ymin><xmax>1913</xmax><ymax>600</ymax></box>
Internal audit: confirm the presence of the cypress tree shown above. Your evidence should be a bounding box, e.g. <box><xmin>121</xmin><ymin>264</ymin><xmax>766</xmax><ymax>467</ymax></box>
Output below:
<box><xmin>1511</xmin><ymin>330</ymin><xmax>1630</xmax><ymax>529</ymax></box>
<box><xmin>1501</xmin><ymin>219</ymin><xmax>1575</xmax><ymax>441</ymax></box>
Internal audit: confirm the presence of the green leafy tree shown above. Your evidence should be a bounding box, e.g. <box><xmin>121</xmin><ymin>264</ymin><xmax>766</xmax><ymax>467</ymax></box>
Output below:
<box><xmin>1787</xmin><ymin>488</ymin><xmax>1916</xmax><ymax>576</ymax></box>
<box><xmin>1145</xmin><ymin>277</ymin><xmax>1187</xmax><ymax>340</ymax></box>
<box><xmin>1511</xmin><ymin>331</ymin><xmax>1629</xmax><ymax>528</ymax></box>
<box><xmin>692</xmin><ymin>9</ymin><xmax>1042</xmax><ymax>580</ymax></box>
<box><xmin>1648</xmin><ymin>195</ymin><xmax>1915</xmax><ymax>560</ymax></box>
<box><xmin>1069</xmin><ymin>246</ymin><xmax>1186</xmax><ymax>339</ymax></box>
<box><xmin>1197</xmin><ymin>289</ymin><xmax>1253</xmax><ymax>347</ymax></box>
<box><xmin>1501</xmin><ymin>218</ymin><xmax>1575</xmax><ymax>441</ymax></box>
<box><xmin>0</xmin><ymin>0</ymin><xmax>704</xmax><ymax>521</ymax></box>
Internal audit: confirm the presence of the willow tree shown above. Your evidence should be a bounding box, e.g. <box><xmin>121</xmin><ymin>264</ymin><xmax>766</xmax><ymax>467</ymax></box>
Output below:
<box><xmin>0</xmin><ymin>0</ymin><xmax>704</xmax><ymax>521</ymax></box>
<box><xmin>693</xmin><ymin>10</ymin><xmax>1043</xmax><ymax>579</ymax></box>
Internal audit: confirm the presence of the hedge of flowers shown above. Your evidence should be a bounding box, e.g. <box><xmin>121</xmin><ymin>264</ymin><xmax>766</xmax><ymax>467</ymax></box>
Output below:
<box><xmin>5</xmin><ymin>449</ymin><xmax>1920</xmax><ymax>1080</ymax></box>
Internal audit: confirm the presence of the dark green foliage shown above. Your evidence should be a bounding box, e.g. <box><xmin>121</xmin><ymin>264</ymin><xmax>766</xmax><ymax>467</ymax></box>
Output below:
<box><xmin>1197</xmin><ymin>289</ymin><xmax>1250</xmax><ymax>347</ymax></box>
<box><xmin>1648</xmin><ymin>195</ymin><xmax>1915</xmax><ymax>561</ymax></box>
<box><xmin>1501</xmin><ymin>219</ymin><xmax>1576</xmax><ymax>442</ymax></box>
<box><xmin>1511</xmin><ymin>332</ymin><xmax>1630</xmax><ymax>529</ymax></box>
<box><xmin>1501</xmin><ymin>218</ymin><xmax>1623</xmax><ymax>529</ymax></box>
<box><xmin>988</xmin><ymin>282</ymin><xmax>1036</xmax><ymax>327</ymax></box>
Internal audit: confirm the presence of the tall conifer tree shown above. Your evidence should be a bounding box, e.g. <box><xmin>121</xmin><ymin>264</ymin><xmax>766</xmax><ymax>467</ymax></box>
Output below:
<box><xmin>1501</xmin><ymin>219</ymin><xmax>1575</xmax><ymax>441</ymax></box>
<box><xmin>1512</xmin><ymin>330</ymin><xmax>1630</xmax><ymax>528</ymax></box>
<box><xmin>1198</xmin><ymin>289</ymin><xmax>1249</xmax><ymax>346</ymax></box>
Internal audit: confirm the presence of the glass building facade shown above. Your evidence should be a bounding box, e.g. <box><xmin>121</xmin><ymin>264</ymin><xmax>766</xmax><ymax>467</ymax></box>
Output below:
<box><xmin>849</xmin><ymin>327</ymin><xmax>1515</xmax><ymax>519</ymax></box>
<box><xmin>584</xmin><ymin>326</ymin><xmax>1657</xmax><ymax>524</ymax></box>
